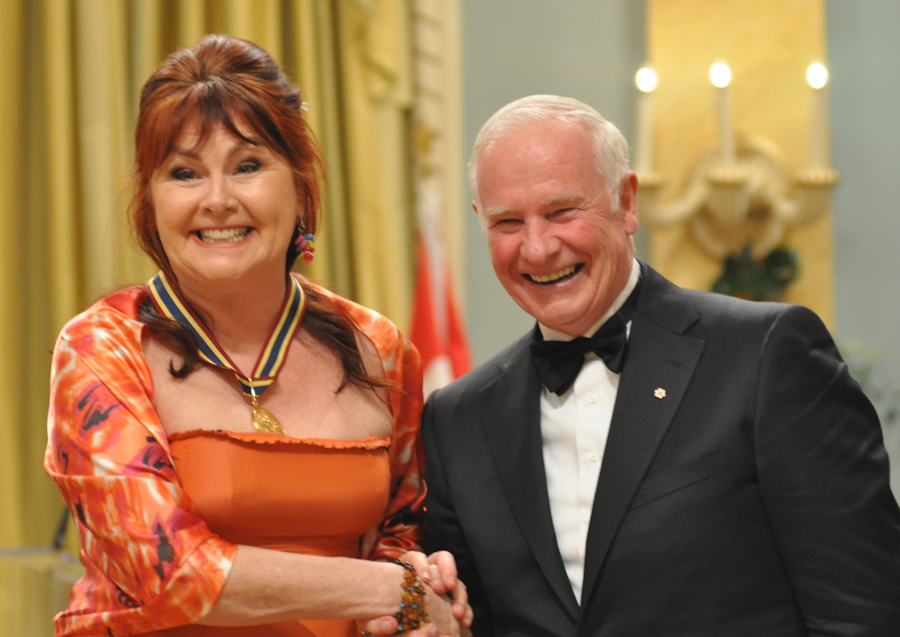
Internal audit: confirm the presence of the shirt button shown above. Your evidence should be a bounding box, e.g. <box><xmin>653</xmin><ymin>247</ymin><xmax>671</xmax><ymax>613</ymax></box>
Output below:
<box><xmin>589</xmin><ymin>453</ymin><xmax>599</xmax><ymax>462</ymax></box>
<box><xmin>588</xmin><ymin>394</ymin><xmax>597</xmax><ymax>404</ymax></box>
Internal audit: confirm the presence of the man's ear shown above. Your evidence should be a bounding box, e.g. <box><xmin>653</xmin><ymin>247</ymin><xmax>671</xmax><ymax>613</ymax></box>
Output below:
<box><xmin>619</xmin><ymin>172</ymin><xmax>639</xmax><ymax>235</ymax></box>
<box><xmin>472</xmin><ymin>201</ymin><xmax>489</xmax><ymax>234</ymax></box>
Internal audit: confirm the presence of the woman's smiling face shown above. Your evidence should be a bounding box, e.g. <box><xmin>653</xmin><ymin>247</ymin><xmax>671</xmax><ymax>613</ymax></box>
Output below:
<box><xmin>150</xmin><ymin>121</ymin><xmax>301</xmax><ymax>293</ymax></box>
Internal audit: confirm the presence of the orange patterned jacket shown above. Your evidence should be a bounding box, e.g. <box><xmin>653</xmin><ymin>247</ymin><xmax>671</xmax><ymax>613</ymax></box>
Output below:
<box><xmin>45</xmin><ymin>277</ymin><xmax>425</xmax><ymax>636</ymax></box>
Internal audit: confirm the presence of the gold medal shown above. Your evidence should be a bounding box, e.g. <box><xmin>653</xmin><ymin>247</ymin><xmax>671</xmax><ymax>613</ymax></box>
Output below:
<box><xmin>250</xmin><ymin>394</ymin><xmax>287</xmax><ymax>436</ymax></box>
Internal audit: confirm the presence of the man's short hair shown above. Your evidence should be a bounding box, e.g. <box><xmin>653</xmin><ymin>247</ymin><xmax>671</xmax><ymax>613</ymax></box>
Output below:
<box><xmin>468</xmin><ymin>95</ymin><xmax>630</xmax><ymax>210</ymax></box>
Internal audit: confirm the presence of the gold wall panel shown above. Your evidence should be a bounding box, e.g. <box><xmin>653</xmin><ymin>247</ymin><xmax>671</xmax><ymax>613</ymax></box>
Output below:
<box><xmin>647</xmin><ymin>0</ymin><xmax>833</xmax><ymax>326</ymax></box>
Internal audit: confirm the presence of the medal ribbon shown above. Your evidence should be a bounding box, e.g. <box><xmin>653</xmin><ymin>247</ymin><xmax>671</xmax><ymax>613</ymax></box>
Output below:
<box><xmin>148</xmin><ymin>271</ymin><xmax>306</xmax><ymax>397</ymax></box>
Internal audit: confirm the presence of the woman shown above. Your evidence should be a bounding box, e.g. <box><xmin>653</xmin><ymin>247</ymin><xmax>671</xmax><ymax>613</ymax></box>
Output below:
<box><xmin>45</xmin><ymin>34</ymin><xmax>469</xmax><ymax>637</ymax></box>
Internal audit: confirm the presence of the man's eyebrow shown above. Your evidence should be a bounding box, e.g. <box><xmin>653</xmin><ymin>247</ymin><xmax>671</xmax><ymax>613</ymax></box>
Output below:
<box><xmin>482</xmin><ymin>192</ymin><xmax>588</xmax><ymax>219</ymax></box>
<box><xmin>484</xmin><ymin>206</ymin><xmax>515</xmax><ymax>220</ymax></box>
<box><xmin>544</xmin><ymin>192</ymin><xmax>587</xmax><ymax>207</ymax></box>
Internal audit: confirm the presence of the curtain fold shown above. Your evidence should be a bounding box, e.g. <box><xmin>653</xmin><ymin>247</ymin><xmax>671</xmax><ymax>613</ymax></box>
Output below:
<box><xmin>336</xmin><ymin>0</ymin><xmax>416</xmax><ymax>320</ymax></box>
<box><xmin>1</xmin><ymin>0</ymin><xmax>418</xmax><ymax>558</ymax></box>
<box><xmin>289</xmin><ymin>0</ymin><xmax>353</xmax><ymax>293</ymax></box>
<box><xmin>0</xmin><ymin>0</ymin><xmax>26</xmax><ymax>550</ymax></box>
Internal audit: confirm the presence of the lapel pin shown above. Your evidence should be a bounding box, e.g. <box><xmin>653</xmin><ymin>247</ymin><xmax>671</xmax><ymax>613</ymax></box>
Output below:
<box><xmin>654</xmin><ymin>388</ymin><xmax>666</xmax><ymax>399</ymax></box>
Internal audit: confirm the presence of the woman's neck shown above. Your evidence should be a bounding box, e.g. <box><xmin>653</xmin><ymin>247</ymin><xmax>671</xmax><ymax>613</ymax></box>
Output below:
<box><xmin>178</xmin><ymin>273</ymin><xmax>291</xmax><ymax>369</ymax></box>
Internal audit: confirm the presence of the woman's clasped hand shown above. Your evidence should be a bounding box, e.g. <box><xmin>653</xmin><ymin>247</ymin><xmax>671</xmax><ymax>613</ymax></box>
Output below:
<box><xmin>359</xmin><ymin>552</ymin><xmax>473</xmax><ymax>636</ymax></box>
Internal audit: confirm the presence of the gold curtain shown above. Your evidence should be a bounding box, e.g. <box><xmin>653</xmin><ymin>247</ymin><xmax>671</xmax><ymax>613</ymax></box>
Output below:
<box><xmin>0</xmin><ymin>0</ymin><xmax>417</xmax><ymax>565</ymax></box>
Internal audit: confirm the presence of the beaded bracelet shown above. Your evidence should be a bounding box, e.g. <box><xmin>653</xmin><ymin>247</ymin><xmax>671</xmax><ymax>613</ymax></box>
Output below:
<box><xmin>391</xmin><ymin>559</ymin><xmax>428</xmax><ymax>632</ymax></box>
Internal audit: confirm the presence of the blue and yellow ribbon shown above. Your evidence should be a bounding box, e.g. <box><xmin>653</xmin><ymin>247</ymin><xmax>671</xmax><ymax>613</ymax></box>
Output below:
<box><xmin>147</xmin><ymin>271</ymin><xmax>306</xmax><ymax>397</ymax></box>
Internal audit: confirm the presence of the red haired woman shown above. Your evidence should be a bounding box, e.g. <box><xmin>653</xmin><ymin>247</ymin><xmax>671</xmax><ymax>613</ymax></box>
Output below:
<box><xmin>45</xmin><ymin>34</ymin><xmax>469</xmax><ymax>637</ymax></box>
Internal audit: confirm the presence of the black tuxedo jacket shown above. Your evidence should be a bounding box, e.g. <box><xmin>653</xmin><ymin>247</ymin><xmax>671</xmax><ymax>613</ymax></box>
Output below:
<box><xmin>423</xmin><ymin>263</ymin><xmax>900</xmax><ymax>636</ymax></box>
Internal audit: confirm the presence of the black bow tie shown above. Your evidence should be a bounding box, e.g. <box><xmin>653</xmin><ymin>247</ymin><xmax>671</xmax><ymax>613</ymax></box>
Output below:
<box><xmin>530</xmin><ymin>315</ymin><xmax>628</xmax><ymax>395</ymax></box>
<box><xmin>529</xmin><ymin>284</ymin><xmax>640</xmax><ymax>396</ymax></box>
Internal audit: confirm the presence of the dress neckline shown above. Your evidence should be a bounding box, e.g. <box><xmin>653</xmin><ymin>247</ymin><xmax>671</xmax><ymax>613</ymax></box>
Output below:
<box><xmin>168</xmin><ymin>428</ymin><xmax>391</xmax><ymax>450</ymax></box>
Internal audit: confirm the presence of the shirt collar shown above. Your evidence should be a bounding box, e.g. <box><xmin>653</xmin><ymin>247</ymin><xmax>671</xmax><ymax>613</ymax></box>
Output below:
<box><xmin>539</xmin><ymin>258</ymin><xmax>641</xmax><ymax>343</ymax></box>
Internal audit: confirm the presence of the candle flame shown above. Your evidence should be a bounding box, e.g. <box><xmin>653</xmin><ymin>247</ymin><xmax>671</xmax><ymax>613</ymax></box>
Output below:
<box><xmin>710</xmin><ymin>62</ymin><xmax>732</xmax><ymax>88</ymax></box>
<box><xmin>636</xmin><ymin>67</ymin><xmax>657</xmax><ymax>93</ymax></box>
<box><xmin>807</xmin><ymin>63</ymin><xmax>828</xmax><ymax>89</ymax></box>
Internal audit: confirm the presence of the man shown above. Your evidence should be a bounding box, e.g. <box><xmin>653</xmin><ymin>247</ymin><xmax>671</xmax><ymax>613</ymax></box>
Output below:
<box><xmin>422</xmin><ymin>95</ymin><xmax>900</xmax><ymax>636</ymax></box>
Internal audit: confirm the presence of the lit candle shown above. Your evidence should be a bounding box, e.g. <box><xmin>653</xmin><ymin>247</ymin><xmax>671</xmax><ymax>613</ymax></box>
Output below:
<box><xmin>807</xmin><ymin>62</ymin><xmax>829</xmax><ymax>169</ymax></box>
<box><xmin>710</xmin><ymin>62</ymin><xmax>736</xmax><ymax>165</ymax></box>
<box><xmin>634</xmin><ymin>66</ymin><xmax>657</xmax><ymax>173</ymax></box>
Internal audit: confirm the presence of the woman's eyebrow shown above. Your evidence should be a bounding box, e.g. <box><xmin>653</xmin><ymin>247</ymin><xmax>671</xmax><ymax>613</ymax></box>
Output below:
<box><xmin>170</xmin><ymin>138</ymin><xmax>263</xmax><ymax>160</ymax></box>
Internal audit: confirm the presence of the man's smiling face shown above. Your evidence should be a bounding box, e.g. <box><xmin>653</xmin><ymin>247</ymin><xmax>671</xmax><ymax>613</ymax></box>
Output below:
<box><xmin>475</xmin><ymin>118</ymin><xmax>638</xmax><ymax>336</ymax></box>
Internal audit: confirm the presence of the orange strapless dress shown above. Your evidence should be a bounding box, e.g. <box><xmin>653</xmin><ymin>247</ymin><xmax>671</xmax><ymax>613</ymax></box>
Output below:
<box><xmin>149</xmin><ymin>429</ymin><xmax>391</xmax><ymax>637</ymax></box>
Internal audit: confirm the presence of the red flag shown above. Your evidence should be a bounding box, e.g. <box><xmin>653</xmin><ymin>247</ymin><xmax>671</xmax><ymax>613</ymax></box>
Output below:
<box><xmin>409</xmin><ymin>234</ymin><xmax>472</xmax><ymax>399</ymax></box>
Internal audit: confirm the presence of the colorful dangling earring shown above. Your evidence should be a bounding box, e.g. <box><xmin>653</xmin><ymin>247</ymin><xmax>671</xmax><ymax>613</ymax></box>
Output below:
<box><xmin>295</xmin><ymin>221</ymin><xmax>315</xmax><ymax>264</ymax></box>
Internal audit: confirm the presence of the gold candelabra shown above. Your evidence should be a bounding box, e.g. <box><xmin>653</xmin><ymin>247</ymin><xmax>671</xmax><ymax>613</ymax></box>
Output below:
<box><xmin>633</xmin><ymin>62</ymin><xmax>839</xmax><ymax>262</ymax></box>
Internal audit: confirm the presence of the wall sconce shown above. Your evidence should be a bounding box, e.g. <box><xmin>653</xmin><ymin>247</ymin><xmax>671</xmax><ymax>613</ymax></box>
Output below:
<box><xmin>634</xmin><ymin>62</ymin><xmax>840</xmax><ymax>298</ymax></box>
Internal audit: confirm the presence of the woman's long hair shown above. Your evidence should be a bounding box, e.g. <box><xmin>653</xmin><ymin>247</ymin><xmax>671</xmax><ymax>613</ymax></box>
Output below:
<box><xmin>132</xmin><ymin>34</ymin><xmax>391</xmax><ymax>393</ymax></box>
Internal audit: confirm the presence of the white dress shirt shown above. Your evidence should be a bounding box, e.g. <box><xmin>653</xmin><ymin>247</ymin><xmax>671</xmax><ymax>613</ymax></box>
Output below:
<box><xmin>538</xmin><ymin>259</ymin><xmax>640</xmax><ymax>603</ymax></box>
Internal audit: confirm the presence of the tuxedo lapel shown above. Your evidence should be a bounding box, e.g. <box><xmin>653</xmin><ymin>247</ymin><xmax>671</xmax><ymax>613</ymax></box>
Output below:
<box><xmin>581</xmin><ymin>267</ymin><xmax>704</xmax><ymax>607</ymax></box>
<box><xmin>479</xmin><ymin>339</ymin><xmax>581</xmax><ymax>621</ymax></box>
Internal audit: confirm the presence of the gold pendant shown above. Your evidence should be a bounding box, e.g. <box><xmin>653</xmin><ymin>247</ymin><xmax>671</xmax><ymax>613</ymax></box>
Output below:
<box><xmin>251</xmin><ymin>395</ymin><xmax>287</xmax><ymax>436</ymax></box>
